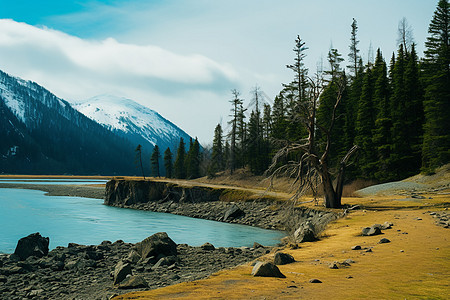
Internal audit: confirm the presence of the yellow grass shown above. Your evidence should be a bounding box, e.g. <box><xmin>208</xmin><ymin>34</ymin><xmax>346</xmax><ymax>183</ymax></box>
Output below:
<box><xmin>115</xmin><ymin>193</ymin><xmax>450</xmax><ymax>300</ymax></box>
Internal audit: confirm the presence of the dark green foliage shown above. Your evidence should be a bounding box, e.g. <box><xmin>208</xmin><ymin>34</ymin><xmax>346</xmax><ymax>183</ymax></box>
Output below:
<box><xmin>316</xmin><ymin>48</ymin><xmax>347</xmax><ymax>167</ymax></box>
<box><xmin>163</xmin><ymin>147</ymin><xmax>173</xmax><ymax>178</ymax></box>
<box><xmin>371</xmin><ymin>49</ymin><xmax>394</xmax><ymax>181</ymax></box>
<box><xmin>150</xmin><ymin>145</ymin><xmax>161</xmax><ymax>177</ymax></box>
<box><xmin>348</xmin><ymin>18</ymin><xmax>361</xmax><ymax>79</ymax></box>
<box><xmin>421</xmin><ymin>0</ymin><xmax>450</xmax><ymax>172</ymax></box>
<box><xmin>389</xmin><ymin>44</ymin><xmax>417</xmax><ymax>179</ymax></box>
<box><xmin>174</xmin><ymin>138</ymin><xmax>186</xmax><ymax>179</ymax></box>
<box><xmin>186</xmin><ymin>138</ymin><xmax>201</xmax><ymax>179</ymax></box>
<box><xmin>135</xmin><ymin>144</ymin><xmax>145</xmax><ymax>179</ymax></box>
<box><xmin>355</xmin><ymin>68</ymin><xmax>377</xmax><ymax>178</ymax></box>
<box><xmin>209</xmin><ymin>123</ymin><xmax>224</xmax><ymax>177</ymax></box>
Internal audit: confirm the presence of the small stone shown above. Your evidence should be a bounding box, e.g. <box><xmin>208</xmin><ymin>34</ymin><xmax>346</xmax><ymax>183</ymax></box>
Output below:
<box><xmin>309</xmin><ymin>279</ymin><xmax>322</xmax><ymax>283</ymax></box>
<box><xmin>351</xmin><ymin>245</ymin><xmax>362</xmax><ymax>250</ymax></box>
<box><xmin>361</xmin><ymin>226</ymin><xmax>382</xmax><ymax>236</ymax></box>
<box><xmin>251</xmin><ymin>261</ymin><xmax>286</xmax><ymax>278</ymax></box>
<box><xmin>365</xmin><ymin>248</ymin><xmax>373</xmax><ymax>253</ymax></box>
<box><xmin>378</xmin><ymin>238</ymin><xmax>391</xmax><ymax>244</ymax></box>
<box><xmin>346</xmin><ymin>275</ymin><xmax>353</xmax><ymax>279</ymax></box>
<box><xmin>400</xmin><ymin>250</ymin><xmax>404</xmax><ymax>252</ymax></box>
<box><xmin>274</xmin><ymin>252</ymin><xmax>295</xmax><ymax>265</ymax></box>
<box><xmin>118</xmin><ymin>275</ymin><xmax>149</xmax><ymax>289</ymax></box>
<box><xmin>200</xmin><ymin>242</ymin><xmax>215</xmax><ymax>251</ymax></box>
<box><xmin>253</xmin><ymin>242</ymin><xmax>264</xmax><ymax>249</ymax></box>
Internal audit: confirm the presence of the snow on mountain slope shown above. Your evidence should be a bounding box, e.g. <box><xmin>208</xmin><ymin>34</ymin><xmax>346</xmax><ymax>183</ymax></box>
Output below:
<box><xmin>72</xmin><ymin>95</ymin><xmax>192</xmax><ymax>148</ymax></box>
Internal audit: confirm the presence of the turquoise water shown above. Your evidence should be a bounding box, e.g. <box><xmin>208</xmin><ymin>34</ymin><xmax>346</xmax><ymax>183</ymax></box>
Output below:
<box><xmin>0</xmin><ymin>188</ymin><xmax>284</xmax><ymax>253</ymax></box>
<box><xmin>0</xmin><ymin>179</ymin><xmax>108</xmax><ymax>185</ymax></box>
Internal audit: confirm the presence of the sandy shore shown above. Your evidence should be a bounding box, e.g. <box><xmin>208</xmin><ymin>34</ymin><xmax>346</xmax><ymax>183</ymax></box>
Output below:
<box><xmin>0</xmin><ymin>183</ymin><xmax>105</xmax><ymax>199</ymax></box>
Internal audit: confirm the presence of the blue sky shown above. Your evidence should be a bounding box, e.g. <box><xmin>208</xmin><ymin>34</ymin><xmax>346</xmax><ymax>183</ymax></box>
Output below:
<box><xmin>0</xmin><ymin>0</ymin><xmax>439</xmax><ymax>143</ymax></box>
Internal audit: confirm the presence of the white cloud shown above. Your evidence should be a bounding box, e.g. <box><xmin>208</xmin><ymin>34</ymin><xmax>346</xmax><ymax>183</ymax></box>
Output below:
<box><xmin>0</xmin><ymin>19</ymin><xmax>240</xmax><ymax>142</ymax></box>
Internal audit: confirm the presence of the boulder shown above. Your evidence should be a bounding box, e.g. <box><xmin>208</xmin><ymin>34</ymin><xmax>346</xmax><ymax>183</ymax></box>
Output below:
<box><xmin>152</xmin><ymin>256</ymin><xmax>177</xmax><ymax>269</ymax></box>
<box><xmin>126</xmin><ymin>250</ymin><xmax>141</xmax><ymax>264</ymax></box>
<box><xmin>113</xmin><ymin>261</ymin><xmax>132</xmax><ymax>285</ymax></box>
<box><xmin>201</xmin><ymin>242</ymin><xmax>215</xmax><ymax>251</ymax></box>
<box><xmin>309</xmin><ymin>278</ymin><xmax>322</xmax><ymax>283</ymax></box>
<box><xmin>274</xmin><ymin>252</ymin><xmax>295</xmax><ymax>265</ymax></box>
<box><xmin>251</xmin><ymin>261</ymin><xmax>286</xmax><ymax>278</ymax></box>
<box><xmin>14</xmin><ymin>233</ymin><xmax>49</xmax><ymax>260</ymax></box>
<box><xmin>223</xmin><ymin>204</ymin><xmax>245</xmax><ymax>221</ymax></box>
<box><xmin>134</xmin><ymin>232</ymin><xmax>177</xmax><ymax>260</ymax></box>
<box><xmin>294</xmin><ymin>222</ymin><xmax>316</xmax><ymax>242</ymax></box>
<box><xmin>361</xmin><ymin>226</ymin><xmax>382</xmax><ymax>236</ymax></box>
<box><xmin>118</xmin><ymin>275</ymin><xmax>149</xmax><ymax>289</ymax></box>
<box><xmin>378</xmin><ymin>238</ymin><xmax>391</xmax><ymax>244</ymax></box>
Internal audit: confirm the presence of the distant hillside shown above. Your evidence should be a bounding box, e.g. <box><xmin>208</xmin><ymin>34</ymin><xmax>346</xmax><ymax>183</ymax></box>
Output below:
<box><xmin>0</xmin><ymin>70</ymin><xmax>136</xmax><ymax>175</ymax></box>
<box><xmin>72</xmin><ymin>95</ymin><xmax>192</xmax><ymax>156</ymax></box>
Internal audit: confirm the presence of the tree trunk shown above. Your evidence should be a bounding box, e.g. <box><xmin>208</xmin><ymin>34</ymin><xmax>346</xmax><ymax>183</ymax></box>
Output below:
<box><xmin>321</xmin><ymin>170</ymin><xmax>340</xmax><ymax>208</ymax></box>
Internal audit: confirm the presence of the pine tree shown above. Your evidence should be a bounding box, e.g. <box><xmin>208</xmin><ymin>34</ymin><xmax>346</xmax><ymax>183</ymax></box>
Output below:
<box><xmin>371</xmin><ymin>49</ymin><xmax>393</xmax><ymax>181</ymax></box>
<box><xmin>163</xmin><ymin>147</ymin><xmax>173</xmax><ymax>178</ymax></box>
<box><xmin>421</xmin><ymin>0</ymin><xmax>450</xmax><ymax>172</ymax></box>
<box><xmin>355</xmin><ymin>67</ymin><xmax>377</xmax><ymax>178</ymax></box>
<box><xmin>317</xmin><ymin>47</ymin><xmax>347</xmax><ymax>167</ymax></box>
<box><xmin>186</xmin><ymin>138</ymin><xmax>201</xmax><ymax>179</ymax></box>
<box><xmin>271</xmin><ymin>93</ymin><xmax>288</xmax><ymax>142</ymax></box>
<box><xmin>404</xmin><ymin>44</ymin><xmax>424</xmax><ymax>174</ymax></box>
<box><xmin>150</xmin><ymin>145</ymin><xmax>161</xmax><ymax>177</ymax></box>
<box><xmin>134</xmin><ymin>144</ymin><xmax>145</xmax><ymax>179</ymax></box>
<box><xmin>390</xmin><ymin>44</ymin><xmax>413</xmax><ymax>179</ymax></box>
<box><xmin>209</xmin><ymin>124</ymin><xmax>224</xmax><ymax>177</ymax></box>
<box><xmin>174</xmin><ymin>138</ymin><xmax>186</xmax><ymax>179</ymax></box>
<box><xmin>348</xmin><ymin>18</ymin><xmax>361</xmax><ymax>79</ymax></box>
<box><xmin>228</xmin><ymin>89</ymin><xmax>243</xmax><ymax>174</ymax></box>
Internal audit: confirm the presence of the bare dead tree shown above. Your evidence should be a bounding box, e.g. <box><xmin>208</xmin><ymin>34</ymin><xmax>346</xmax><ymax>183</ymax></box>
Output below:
<box><xmin>397</xmin><ymin>17</ymin><xmax>414</xmax><ymax>54</ymax></box>
<box><xmin>267</xmin><ymin>73</ymin><xmax>359</xmax><ymax>208</ymax></box>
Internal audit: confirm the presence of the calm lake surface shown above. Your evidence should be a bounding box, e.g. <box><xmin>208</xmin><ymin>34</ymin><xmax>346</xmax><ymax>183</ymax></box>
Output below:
<box><xmin>0</xmin><ymin>188</ymin><xmax>284</xmax><ymax>253</ymax></box>
<box><xmin>0</xmin><ymin>179</ymin><xmax>108</xmax><ymax>185</ymax></box>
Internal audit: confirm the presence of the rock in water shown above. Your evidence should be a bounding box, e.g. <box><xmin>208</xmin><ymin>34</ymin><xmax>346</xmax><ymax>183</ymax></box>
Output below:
<box><xmin>251</xmin><ymin>261</ymin><xmax>286</xmax><ymax>278</ymax></box>
<box><xmin>134</xmin><ymin>232</ymin><xmax>177</xmax><ymax>259</ymax></box>
<box><xmin>274</xmin><ymin>252</ymin><xmax>295</xmax><ymax>265</ymax></box>
<box><xmin>113</xmin><ymin>261</ymin><xmax>132</xmax><ymax>285</ymax></box>
<box><xmin>223</xmin><ymin>204</ymin><xmax>245</xmax><ymax>221</ymax></box>
<box><xmin>14</xmin><ymin>233</ymin><xmax>49</xmax><ymax>260</ymax></box>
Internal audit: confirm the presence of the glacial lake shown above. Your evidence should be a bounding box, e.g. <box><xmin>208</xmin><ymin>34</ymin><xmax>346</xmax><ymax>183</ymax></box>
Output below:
<box><xmin>0</xmin><ymin>188</ymin><xmax>285</xmax><ymax>254</ymax></box>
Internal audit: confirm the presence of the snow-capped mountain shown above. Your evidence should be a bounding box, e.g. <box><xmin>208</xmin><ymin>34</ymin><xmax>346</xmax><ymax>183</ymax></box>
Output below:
<box><xmin>0</xmin><ymin>69</ymin><xmax>135</xmax><ymax>175</ymax></box>
<box><xmin>72</xmin><ymin>95</ymin><xmax>192</xmax><ymax>152</ymax></box>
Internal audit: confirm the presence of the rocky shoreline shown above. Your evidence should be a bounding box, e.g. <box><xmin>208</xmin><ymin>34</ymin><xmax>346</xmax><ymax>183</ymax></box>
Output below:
<box><xmin>0</xmin><ymin>232</ymin><xmax>272</xmax><ymax>300</ymax></box>
<box><xmin>0</xmin><ymin>181</ymin><xmax>341</xmax><ymax>299</ymax></box>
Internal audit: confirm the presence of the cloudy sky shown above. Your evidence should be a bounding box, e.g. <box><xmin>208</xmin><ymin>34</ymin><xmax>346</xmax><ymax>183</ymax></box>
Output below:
<box><xmin>0</xmin><ymin>0</ymin><xmax>437</xmax><ymax>144</ymax></box>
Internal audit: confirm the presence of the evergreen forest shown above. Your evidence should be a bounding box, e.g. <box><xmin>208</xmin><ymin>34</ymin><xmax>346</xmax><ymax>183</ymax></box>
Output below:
<box><xmin>156</xmin><ymin>0</ymin><xmax>449</xmax><ymax>185</ymax></box>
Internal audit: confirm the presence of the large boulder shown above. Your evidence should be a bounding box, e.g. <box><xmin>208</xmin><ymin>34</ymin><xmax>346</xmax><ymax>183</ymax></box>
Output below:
<box><xmin>223</xmin><ymin>204</ymin><xmax>245</xmax><ymax>221</ymax></box>
<box><xmin>134</xmin><ymin>232</ymin><xmax>177</xmax><ymax>260</ymax></box>
<box><xmin>294</xmin><ymin>222</ymin><xmax>316</xmax><ymax>243</ymax></box>
<box><xmin>274</xmin><ymin>252</ymin><xmax>295</xmax><ymax>265</ymax></box>
<box><xmin>251</xmin><ymin>261</ymin><xmax>286</xmax><ymax>278</ymax></box>
<box><xmin>14</xmin><ymin>233</ymin><xmax>49</xmax><ymax>260</ymax></box>
<box><xmin>113</xmin><ymin>261</ymin><xmax>132</xmax><ymax>285</ymax></box>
